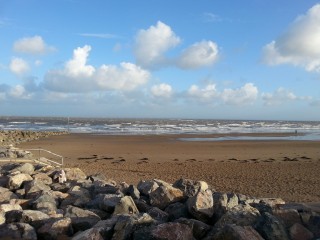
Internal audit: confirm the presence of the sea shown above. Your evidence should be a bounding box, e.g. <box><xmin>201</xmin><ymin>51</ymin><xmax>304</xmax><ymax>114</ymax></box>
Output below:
<box><xmin>1</xmin><ymin>116</ymin><xmax>320</xmax><ymax>141</ymax></box>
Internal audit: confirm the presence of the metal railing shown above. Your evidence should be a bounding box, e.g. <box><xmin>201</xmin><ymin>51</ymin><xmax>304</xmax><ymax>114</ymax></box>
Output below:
<box><xmin>25</xmin><ymin>148</ymin><xmax>64</xmax><ymax>166</ymax></box>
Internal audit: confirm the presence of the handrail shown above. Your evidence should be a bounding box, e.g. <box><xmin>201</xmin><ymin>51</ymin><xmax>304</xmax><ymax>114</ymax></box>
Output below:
<box><xmin>25</xmin><ymin>148</ymin><xmax>64</xmax><ymax>166</ymax></box>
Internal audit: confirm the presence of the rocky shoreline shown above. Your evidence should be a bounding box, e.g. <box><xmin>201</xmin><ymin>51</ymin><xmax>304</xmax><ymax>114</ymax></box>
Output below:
<box><xmin>0</xmin><ymin>158</ymin><xmax>319</xmax><ymax>239</ymax></box>
<box><xmin>0</xmin><ymin>130</ymin><xmax>68</xmax><ymax>146</ymax></box>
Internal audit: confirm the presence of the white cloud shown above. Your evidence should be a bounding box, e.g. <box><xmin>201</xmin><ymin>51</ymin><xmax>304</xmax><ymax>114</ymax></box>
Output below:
<box><xmin>44</xmin><ymin>45</ymin><xmax>150</xmax><ymax>93</ymax></box>
<box><xmin>13</xmin><ymin>35</ymin><xmax>55</xmax><ymax>55</ymax></box>
<box><xmin>203</xmin><ymin>13</ymin><xmax>222</xmax><ymax>22</ymax></box>
<box><xmin>262</xmin><ymin>88</ymin><xmax>304</xmax><ymax>106</ymax></box>
<box><xmin>177</xmin><ymin>41</ymin><xmax>219</xmax><ymax>69</ymax></box>
<box><xmin>134</xmin><ymin>21</ymin><xmax>181</xmax><ymax>69</ymax></box>
<box><xmin>96</xmin><ymin>62</ymin><xmax>150</xmax><ymax>91</ymax></box>
<box><xmin>221</xmin><ymin>83</ymin><xmax>258</xmax><ymax>105</ymax></box>
<box><xmin>187</xmin><ymin>84</ymin><xmax>219</xmax><ymax>102</ymax></box>
<box><xmin>262</xmin><ymin>4</ymin><xmax>320</xmax><ymax>72</ymax></box>
<box><xmin>9</xmin><ymin>57</ymin><xmax>30</xmax><ymax>75</ymax></box>
<box><xmin>8</xmin><ymin>85</ymin><xmax>32</xmax><ymax>99</ymax></box>
<box><xmin>151</xmin><ymin>83</ymin><xmax>173</xmax><ymax>98</ymax></box>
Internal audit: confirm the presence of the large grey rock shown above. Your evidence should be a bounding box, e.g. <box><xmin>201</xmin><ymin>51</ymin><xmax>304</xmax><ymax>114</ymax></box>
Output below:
<box><xmin>0</xmin><ymin>203</ymin><xmax>22</xmax><ymax>212</ymax></box>
<box><xmin>64</xmin><ymin>168</ymin><xmax>87</xmax><ymax>180</ymax></box>
<box><xmin>37</xmin><ymin>217</ymin><xmax>73</xmax><ymax>240</ymax></box>
<box><xmin>7</xmin><ymin>173</ymin><xmax>33</xmax><ymax>190</ymax></box>
<box><xmin>173</xmin><ymin>178</ymin><xmax>209</xmax><ymax>197</ymax></box>
<box><xmin>100</xmin><ymin>193</ymin><xmax>122</xmax><ymax>212</ymax></box>
<box><xmin>21</xmin><ymin>209</ymin><xmax>50</xmax><ymax>229</ymax></box>
<box><xmin>127</xmin><ymin>184</ymin><xmax>140</xmax><ymax>199</ymax></box>
<box><xmin>113</xmin><ymin>196</ymin><xmax>139</xmax><ymax>215</ymax></box>
<box><xmin>112</xmin><ymin>213</ymin><xmax>155</xmax><ymax>240</ymax></box>
<box><xmin>308</xmin><ymin>215</ymin><xmax>320</xmax><ymax>238</ymax></box>
<box><xmin>0</xmin><ymin>187</ymin><xmax>17</xmax><ymax>201</ymax></box>
<box><xmin>255</xmin><ymin>212</ymin><xmax>290</xmax><ymax>240</ymax></box>
<box><xmin>165</xmin><ymin>202</ymin><xmax>189</xmax><ymax>221</ymax></box>
<box><xmin>5</xmin><ymin>210</ymin><xmax>23</xmax><ymax>223</ymax></box>
<box><xmin>149</xmin><ymin>185</ymin><xmax>184</xmax><ymax>210</ymax></box>
<box><xmin>24</xmin><ymin>179</ymin><xmax>51</xmax><ymax>198</ymax></box>
<box><xmin>147</xmin><ymin>207</ymin><xmax>169</xmax><ymax>222</ymax></box>
<box><xmin>12</xmin><ymin>163</ymin><xmax>35</xmax><ymax>175</ymax></box>
<box><xmin>187</xmin><ymin>189</ymin><xmax>214</xmax><ymax>222</ymax></box>
<box><xmin>32</xmin><ymin>172</ymin><xmax>53</xmax><ymax>185</ymax></box>
<box><xmin>151</xmin><ymin>222</ymin><xmax>193</xmax><ymax>240</ymax></box>
<box><xmin>61</xmin><ymin>185</ymin><xmax>91</xmax><ymax>208</ymax></box>
<box><xmin>0</xmin><ymin>223</ymin><xmax>37</xmax><ymax>240</ymax></box>
<box><xmin>289</xmin><ymin>223</ymin><xmax>314</xmax><ymax>240</ymax></box>
<box><xmin>175</xmin><ymin>217</ymin><xmax>211</xmax><ymax>240</ymax></box>
<box><xmin>214</xmin><ymin>224</ymin><xmax>264</xmax><ymax>240</ymax></box>
<box><xmin>91</xmin><ymin>216</ymin><xmax>119</xmax><ymax>239</ymax></box>
<box><xmin>72</xmin><ymin>227</ymin><xmax>104</xmax><ymax>240</ymax></box>
<box><xmin>64</xmin><ymin>205</ymin><xmax>101</xmax><ymax>232</ymax></box>
<box><xmin>137</xmin><ymin>180</ymin><xmax>159</xmax><ymax>196</ymax></box>
<box><xmin>0</xmin><ymin>210</ymin><xmax>5</xmax><ymax>224</ymax></box>
<box><xmin>215</xmin><ymin>204</ymin><xmax>261</xmax><ymax>229</ymax></box>
<box><xmin>272</xmin><ymin>208</ymin><xmax>301</xmax><ymax>228</ymax></box>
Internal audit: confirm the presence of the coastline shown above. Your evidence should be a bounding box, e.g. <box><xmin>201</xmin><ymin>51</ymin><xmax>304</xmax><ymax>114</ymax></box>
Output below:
<box><xmin>19</xmin><ymin>132</ymin><xmax>320</xmax><ymax>203</ymax></box>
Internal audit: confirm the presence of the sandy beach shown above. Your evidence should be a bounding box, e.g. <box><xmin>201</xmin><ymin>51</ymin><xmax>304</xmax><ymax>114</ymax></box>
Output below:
<box><xmin>19</xmin><ymin>133</ymin><xmax>320</xmax><ymax>203</ymax></box>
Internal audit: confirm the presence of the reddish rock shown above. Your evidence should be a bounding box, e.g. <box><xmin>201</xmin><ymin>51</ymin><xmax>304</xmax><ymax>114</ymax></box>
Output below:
<box><xmin>151</xmin><ymin>222</ymin><xmax>193</xmax><ymax>240</ymax></box>
<box><xmin>289</xmin><ymin>223</ymin><xmax>314</xmax><ymax>240</ymax></box>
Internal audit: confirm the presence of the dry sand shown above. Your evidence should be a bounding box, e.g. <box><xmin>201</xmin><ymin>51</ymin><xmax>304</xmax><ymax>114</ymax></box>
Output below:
<box><xmin>19</xmin><ymin>133</ymin><xmax>320</xmax><ymax>203</ymax></box>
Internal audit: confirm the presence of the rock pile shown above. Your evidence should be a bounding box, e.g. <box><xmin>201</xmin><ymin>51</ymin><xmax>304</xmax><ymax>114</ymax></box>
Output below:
<box><xmin>0</xmin><ymin>130</ymin><xmax>68</xmax><ymax>146</ymax></box>
<box><xmin>0</xmin><ymin>162</ymin><xmax>319</xmax><ymax>239</ymax></box>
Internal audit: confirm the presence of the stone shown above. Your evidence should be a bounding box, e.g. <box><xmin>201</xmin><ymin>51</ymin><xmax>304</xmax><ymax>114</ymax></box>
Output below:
<box><xmin>21</xmin><ymin>209</ymin><xmax>50</xmax><ymax>229</ymax></box>
<box><xmin>72</xmin><ymin>227</ymin><xmax>104</xmax><ymax>240</ymax></box>
<box><xmin>308</xmin><ymin>215</ymin><xmax>320</xmax><ymax>237</ymax></box>
<box><xmin>37</xmin><ymin>217</ymin><xmax>73</xmax><ymax>240</ymax></box>
<box><xmin>0</xmin><ymin>210</ymin><xmax>5</xmax><ymax>224</ymax></box>
<box><xmin>272</xmin><ymin>208</ymin><xmax>302</xmax><ymax>228</ymax></box>
<box><xmin>0</xmin><ymin>187</ymin><xmax>18</xmax><ymax>203</ymax></box>
<box><xmin>0</xmin><ymin>203</ymin><xmax>22</xmax><ymax>212</ymax></box>
<box><xmin>0</xmin><ymin>223</ymin><xmax>37</xmax><ymax>240</ymax></box>
<box><xmin>24</xmin><ymin>179</ymin><xmax>52</xmax><ymax>199</ymax></box>
<box><xmin>100</xmin><ymin>193</ymin><xmax>122</xmax><ymax>212</ymax></box>
<box><xmin>61</xmin><ymin>185</ymin><xmax>91</xmax><ymax>208</ymax></box>
<box><xmin>32</xmin><ymin>172</ymin><xmax>53</xmax><ymax>185</ymax></box>
<box><xmin>187</xmin><ymin>189</ymin><xmax>214</xmax><ymax>222</ymax></box>
<box><xmin>227</xmin><ymin>192</ymin><xmax>239</xmax><ymax>209</ymax></box>
<box><xmin>165</xmin><ymin>202</ymin><xmax>189</xmax><ymax>221</ymax></box>
<box><xmin>173</xmin><ymin>178</ymin><xmax>209</xmax><ymax>197</ymax></box>
<box><xmin>149</xmin><ymin>185</ymin><xmax>184</xmax><ymax>210</ymax></box>
<box><xmin>151</xmin><ymin>222</ymin><xmax>193</xmax><ymax>240</ymax></box>
<box><xmin>213</xmin><ymin>192</ymin><xmax>228</xmax><ymax>221</ymax></box>
<box><xmin>255</xmin><ymin>212</ymin><xmax>290</xmax><ymax>240</ymax></box>
<box><xmin>5</xmin><ymin>210</ymin><xmax>23</xmax><ymax>223</ymax></box>
<box><xmin>113</xmin><ymin>196</ymin><xmax>139</xmax><ymax>215</ymax></box>
<box><xmin>88</xmin><ymin>173</ymin><xmax>106</xmax><ymax>182</ymax></box>
<box><xmin>214</xmin><ymin>224</ymin><xmax>264</xmax><ymax>240</ymax></box>
<box><xmin>64</xmin><ymin>168</ymin><xmax>87</xmax><ymax>180</ymax></box>
<box><xmin>147</xmin><ymin>207</ymin><xmax>169</xmax><ymax>222</ymax></box>
<box><xmin>137</xmin><ymin>180</ymin><xmax>159</xmax><ymax>196</ymax></box>
<box><xmin>64</xmin><ymin>205</ymin><xmax>101</xmax><ymax>232</ymax></box>
<box><xmin>12</xmin><ymin>163</ymin><xmax>35</xmax><ymax>175</ymax></box>
<box><xmin>91</xmin><ymin>216</ymin><xmax>120</xmax><ymax>239</ymax></box>
<box><xmin>175</xmin><ymin>217</ymin><xmax>211</xmax><ymax>239</ymax></box>
<box><xmin>289</xmin><ymin>223</ymin><xmax>314</xmax><ymax>240</ymax></box>
<box><xmin>215</xmin><ymin>204</ymin><xmax>261</xmax><ymax>229</ymax></box>
<box><xmin>127</xmin><ymin>184</ymin><xmax>140</xmax><ymax>199</ymax></box>
<box><xmin>7</xmin><ymin>173</ymin><xmax>33</xmax><ymax>190</ymax></box>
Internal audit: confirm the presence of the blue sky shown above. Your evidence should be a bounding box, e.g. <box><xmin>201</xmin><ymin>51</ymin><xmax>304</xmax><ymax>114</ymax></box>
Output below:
<box><xmin>1</xmin><ymin>0</ymin><xmax>320</xmax><ymax>120</ymax></box>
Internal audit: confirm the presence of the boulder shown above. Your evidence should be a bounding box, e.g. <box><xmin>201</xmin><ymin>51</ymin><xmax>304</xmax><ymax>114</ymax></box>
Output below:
<box><xmin>173</xmin><ymin>178</ymin><xmax>209</xmax><ymax>197</ymax></box>
<box><xmin>37</xmin><ymin>217</ymin><xmax>73</xmax><ymax>240</ymax></box>
<box><xmin>0</xmin><ymin>203</ymin><xmax>22</xmax><ymax>212</ymax></box>
<box><xmin>165</xmin><ymin>202</ymin><xmax>189</xmax><ymax>221</ymax></box>
<box><xmin>272</xmin><ymin>208</ymin><xmax>302</xmax><ymax>228</ymax></box>
<box><xmin>215</xmin><ymin>204</ymin><xmax>261</xmax><ymax>229</ymax></box>
<box><xmin>289</xmin><ymin>223</ymin><xmax>314</xmax><ymax>240</ymax></box>
<box><xmin>214</xmin><ymin>224</ymin><xmax>264</xmax><ymax>240</ymax></box>
<box><xmin>11</xmin><ymin>163</ymin><xmax>35</xmax><ymax>175</ymax></box>
<box><xmin>187</xmin><ymin>189</ymin><xmax>214</xmax><ymax>222</ymax></box>
<box><xmin>72</xmin><ymin>227</ymin><xmax>104</xmax><ymax>240</ymax></box>
<box><xmin>32</xmin><ymin>172</ymin><xmax>53</xmax><ymax>185</ymax></box>
<box><xmin>21</xmin><ymin>210</ymin><xmax>50</xmax><ymax>229</ymax></box>
<box><xmin>137</xmin><ymin>180</ymin><xmax>159</xmax><ymax>196</ymax></box>
<box><xmin>23</xmin><ymin>179</ymin><xmax>51</xmax><ymax>198</ymax></box>
<box><xmin>151</xmin><ymin>222</ymin><xmax>193</xmax><ymax>240</ymax></box>
<box><xmin>100</xmin><ymin>193</ymin><xmax>122</xmax><ymax>212</ymax></box>
<box><xmin>7</xmin><ymin>173</ymin><xmax>33</xmax><ymax>190</ymax></box>
<box><xmin>61</xmin><ymin>185</ymin><xmax>91</xmax><ymax>208</ymax></box>
<box><xmin>0</xmin><ymin>223</ymin><xmax>37</xmax><ymax>240</ymax></box>
<box><xmin>147</xmin><ymin>207</ymin><xmax>169</xmax><ymax>222</ymax></box>
<box><xmin>255</xmin><ymin>212</ymin><xmax>290</xmax><ymax>240</ymax></box>
<box><xmin>127</xmin><ymin>184</ymin><xmax>140</xmax><ymax>199</ymax></box>
<box><xmin>175</xmin><ymin>217</ymin><xmax>211</xmax><ymax>239</ymax></box>
<box><xmin>149</xmin><ymin>185</ymin><xmax>184</xmax><ymax>210</ymax></box>
<box><xmin>0</xmin><ymin>186</ymin><xmax>18</xmax><ymax>203</ymax></box>
<box><xmin>64</xmin><ymin>168</ymin><xmax>87</xmax><ymax>180</ymax></box>
<box><xmin>5</xmin><ymin>210</ymin><xmax>23</xmax><ymax>223</ymax></box>
<box><xmin>64</xmin><ymin>205</ymin><xmax>101</xmax><ymax>232</ymax></box>
<box><xmin>113</xmin><ymin>196</ymin><xmax>139</xmax><ymax>215</ymax></box>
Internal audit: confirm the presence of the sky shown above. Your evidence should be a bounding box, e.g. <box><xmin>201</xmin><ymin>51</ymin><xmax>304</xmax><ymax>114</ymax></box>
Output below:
<box><xmin>1</xmin><ymin>0</ymin><xmax>320</xmax><ymax>121</ymax></box>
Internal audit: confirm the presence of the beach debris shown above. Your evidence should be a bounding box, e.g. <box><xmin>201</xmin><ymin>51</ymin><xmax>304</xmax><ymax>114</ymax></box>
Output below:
<box><xmin>0</xmin><ymin>162</ymin><xmax>318</xmax><ymax>239</ymax></box>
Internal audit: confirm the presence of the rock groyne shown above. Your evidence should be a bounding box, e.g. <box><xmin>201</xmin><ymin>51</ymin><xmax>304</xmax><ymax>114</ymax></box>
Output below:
<box><xmin>0</xmin><ymin>161</ymin><xmax>319</xmax><ymax>239</ymax></box>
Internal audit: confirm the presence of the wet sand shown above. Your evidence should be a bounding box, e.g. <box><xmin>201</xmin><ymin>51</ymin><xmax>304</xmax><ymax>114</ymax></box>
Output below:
<box><xmin>19</xmin><ymin>133</ymin><xmax>320</xmax><ymax>203</ymax></box>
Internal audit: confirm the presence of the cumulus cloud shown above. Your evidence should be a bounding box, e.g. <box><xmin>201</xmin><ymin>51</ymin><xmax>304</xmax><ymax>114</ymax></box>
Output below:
<box><xmin>134</xmin><ymin>21</ymin><xmax>181</xmax><ymax>69</ymax></box>
<box><xmin>9</xmin><ymin>57</ymin><xmax>30</xmax><ymax>75</ymax></box>
<box><xmin>151</xmin><ymin>83</ymin><xmax>173</xmax><ymax>98</ymax></box>
<box><xmin>13</xmin><ymin>35</ymin><xmax>55</xmax><ymax>55</ymax></box>
<box><xmin>44</xmin><ymin>45</ymin><xmax>150</xmax><ymax>93</ymax></box>
<box><xmin>262</xmin><ymin>4</ymin><xmax>320</xmax><ymax>72</ymax></box>
<box><xmin>187</xmin><ymin>84</ymin><xmax>219</xmax><ymax>102</ymax></box>
<box><xmin>221</xmin><ymin>83</ymin><xmax>258</xmax><ymax>105</ymax></box>
<box><xmin>177</xmin><ymin>41</ymin><xmax>219</xmax><ymax>69</ymax></box>
<box><xmin>261</xmin><ymin>87</ymin><xmax>310</xmax><ymax>106</ymax></box>
<box><xmin>8</xmin><ymin>85</ymin><xmax>32</xmax><ymax>99</ymax></box>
